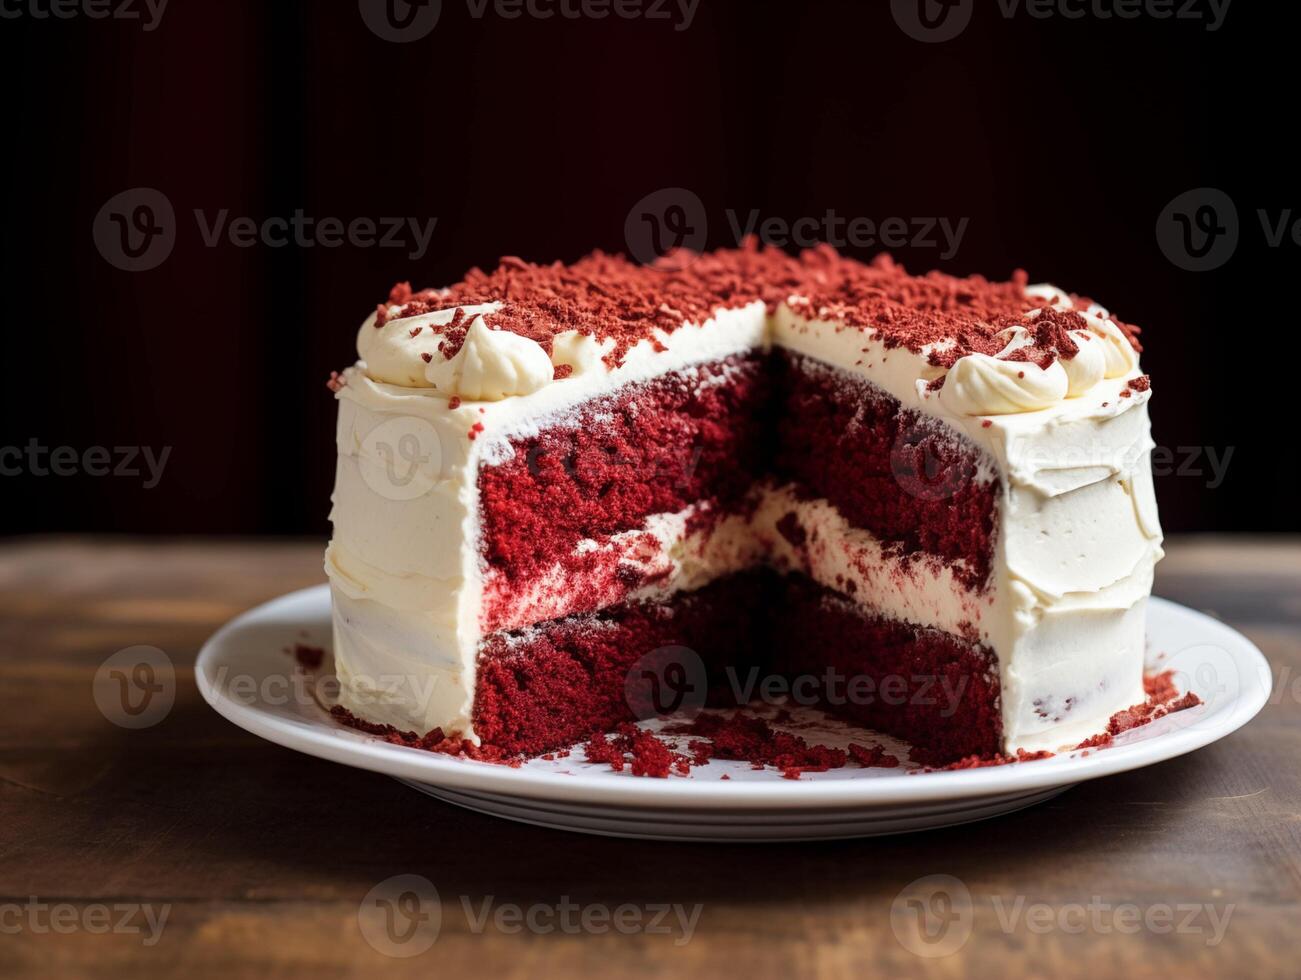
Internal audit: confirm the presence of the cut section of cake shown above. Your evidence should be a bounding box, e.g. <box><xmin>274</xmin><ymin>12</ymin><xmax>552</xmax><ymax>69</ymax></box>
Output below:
<box><xmin>324</xmin><ymin>242</ymin><xmax>1162</xmax><ymax>765</ymax></box>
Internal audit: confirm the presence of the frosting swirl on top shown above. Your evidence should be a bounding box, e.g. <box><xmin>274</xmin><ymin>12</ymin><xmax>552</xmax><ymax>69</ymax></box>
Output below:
<box><xmin>356</xmin><ymin>300</ymin><xmax>554</xmax><ymax>401</ymax></box>
<box><xmin>425</xmin><ymin>319</ymin><xmax>553</xmax><ymax>401</ymax></box>
<box><xmin>942</xmin><ymin>353</ymin><xmax>1070</xmax><ymax>415</ymax></box>
<box><xmin>357</xmin><ymin>302</ymin><xmax>504</xmax><ymax>388</ymax></box>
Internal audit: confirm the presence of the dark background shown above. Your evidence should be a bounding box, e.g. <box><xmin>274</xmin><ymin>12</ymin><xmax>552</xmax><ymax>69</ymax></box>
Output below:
<box><xmin>2</xmin><ymin>0</ymin><xmax>1293</xmax><ymax>538</ymax></box>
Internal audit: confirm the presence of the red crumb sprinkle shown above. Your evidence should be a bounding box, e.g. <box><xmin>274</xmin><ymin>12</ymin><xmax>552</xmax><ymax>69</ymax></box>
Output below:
<box><xmin>1075</xmin><ymin>732</ymin><xmax>1114</xmax><ymax>750</ymax></box>
<box><xmin>1119</xmin><ymin>388</ymin><xmax>1132</xmax><ymax>398</ymax></box>
<box><xmin>448</xmin><ymin>396</ymin><xmax>462</xmax><ymax>409</ymax></box>
<box><xmin>1128</xmin><ymin>374</ymin><xmax>1151</xmax><ymax>392</ymax></box>
<box><xmin>917</xmin><ymin>748</ymin><xmax>1055</xmax><ymax>772</ymax></box>
<box><xmin>468</xmin><ymin>421</ymin><xmax>485</xmax><ymax>441</ymax></box>
<box><xmin>664</xmin><ymin>713</ymin><xmax>848</xmax><ymax>779</ymax></box>
<box><xmin>1073</xmin><ymin>670</ymin><xmax>1204</xmax><ymax>747</ymax></box>
<box><xmin>1144</xmin><ymin>670</ymin><xmax>1180</xmax><ymax>703</ymax></box>
<box><xmin>420</xmin><ymin>352</ymin><xmax>434</xmax><ymax>363</ymax></box>
<box><xmin>328</xmin><ymin>706</ymin><xmax>522</xmax><ymax>766</ymax></box>
<box><xmin>369</xmin><ymin>240</ymin><xmax>1142</xmax><ymax>371</ymax></box>
<box><xmin>325</xmin><ymin>370</ymin><xmax>347</xmax><ymax>393</ymax></box>
<box><xmin>848</xmin><ymin>742</ymin><xmax>901</xmax><ymax>768</ymax></box>
<box><xmin>582</xmin><ymin>724</ymin><xmax>695</xmax><ymax>778</ymax></box>
<box><xmin>553</xmin><ymin>363</ymin><xmax>574</xmax><ymax>381</ymax></box>
<box><xmin>409</xmin><ymin>326</ymin><xmax>423</xmax><ymax>337</ymax></box>
<box><xmin>981</xmin><ymin>419</ymin><xmax>992</xmax><ymax>428</ymax></box>
<box><xmin>287</xmin><ymin>643</ymin><xmax>324</xmax><ymax>669</ymax></box>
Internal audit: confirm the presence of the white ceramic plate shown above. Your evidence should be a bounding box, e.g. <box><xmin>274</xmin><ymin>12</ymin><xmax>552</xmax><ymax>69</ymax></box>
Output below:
<box><xmin>196</xmin><ymin>585</ymin><xmax>1271</xmax><ymax>841</ymax></box>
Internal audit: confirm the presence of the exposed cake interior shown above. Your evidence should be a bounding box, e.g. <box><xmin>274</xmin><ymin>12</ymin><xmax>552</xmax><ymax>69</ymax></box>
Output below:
<box><xmin>326</xmin><ymin>243</ymin><xmax>1162</xmax><ymax>766</ymax></box>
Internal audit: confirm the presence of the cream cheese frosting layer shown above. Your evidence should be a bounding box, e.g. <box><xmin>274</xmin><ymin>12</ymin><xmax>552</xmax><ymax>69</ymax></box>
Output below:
<box><xmin>327</xmin><ymin>264</ymin><xmax>1161</xmax><ymax>756</ymax></box>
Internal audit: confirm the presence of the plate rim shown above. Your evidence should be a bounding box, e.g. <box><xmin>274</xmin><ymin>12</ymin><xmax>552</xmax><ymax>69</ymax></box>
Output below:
<box><xmin>196</xmin><ymin>585</ymin><xmax>1272</xmax><ymax>811</ymax></box>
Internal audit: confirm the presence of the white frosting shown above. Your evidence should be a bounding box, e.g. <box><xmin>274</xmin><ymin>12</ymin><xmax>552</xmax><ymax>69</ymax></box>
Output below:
<box><xmin>1088</xmin><ymin>315</ymin><xmax>1140</xmax><ymax>378</ymax></box>
<box><xmin>550</xmin><ymin>329</ymin><xmax>614</xmax><ymax>376</ymax></box>
<box><xmin>942</xmin><ymin>354</ymin><xmax>1069</xmax><ymax>415</ymax></box>
<box><xmin>327</xmin><ymin>282</ymin><xmax>1159</xmax><ymax>754</ymax></box>
<box><xmin>425</xmin><ymin>319</ymin><xmax>553</xmax><ymax>401</ymax></box>
<box><xmin>1062</xmin><ymin>330</ymin><xmax>1106</xmax><ymax>396</ymax></box>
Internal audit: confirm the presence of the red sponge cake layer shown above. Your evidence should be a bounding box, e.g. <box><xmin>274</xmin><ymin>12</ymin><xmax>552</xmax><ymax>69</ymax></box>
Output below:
<box><xmin>477</xmin><ymin>353</ymin><xmax>771</xmax><ymax>624</ymax></box>
<box><xmin>768</xmin><ymin>576</ymin><xmax>1002</xmax><ymax>764</ymax></box>
<box><xmin>774</xmin><ymin>351</ymin><xmax>997</xmax><ymax>589</ymax></box>
<box><xmin>472</xmin><ymin>575</ymin><xmax>767</xmax><ymax>757</ymax></box>
<box><xmin>471</xmin><ymin>571</ymin><xmax>1002</xmax><ymax>761</ymax></box>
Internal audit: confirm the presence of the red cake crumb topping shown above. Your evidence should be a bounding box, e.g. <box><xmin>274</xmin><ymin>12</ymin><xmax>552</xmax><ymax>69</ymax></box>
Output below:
<box><xmin>582</xmin><ymin>724</ymin><xmax>695</xmax><ymax>778</ymax></box>
<box><xmin>368</xmin><ymin>239</ymin><xmax>1141</xmax><ymax>371</ymax></box>
<box><xmin>663</xmin><ymin>713</ymin><xmax>850</xmax><ymax>779</ymax></box>
<box><xmin>325</xmin><ymin>370</ymin><xmax>347</xmax><ymax>393</ymax></box>
<box><xmin>328</xmin><ymin>705</ymin><xmax>522</xmax><ymax>766</ymax></box>
<box><xmin>1072</xmin><ymin>670</ymin><xmax>1204</xmax><ymax>748</ymax></box>
<box><xmin>1128</xmin><ymin>374</ymin><xmax>1151</xmax><ymax>392</ymax></box>
<box><xmin>1075</xmin><ymin>732</ymin><xmax>1114</xmax><ymax>750</ymax></box>
<box><xmin>847</xmin><ymin>742</ymin><xmax>901</xmax><ymax>768</ymax></box>
<box><xmin>286</xmin><ymin>643</ymin><xmax>324</xmax><ymax>669</ymax></box>
<box><xmin>448</xmin><ymin>395</ymin><xmax>462</xmax><ymax>409</ymax></box>
<box><xmin>917</xmin><ymin>748</ymin><xmax>1055</xmax><ymax>772</ymax></box>
<box><xmin>1144</xmin><ymin>670</ymin><xmax>1179</xmax><ymax>703</ymax></box>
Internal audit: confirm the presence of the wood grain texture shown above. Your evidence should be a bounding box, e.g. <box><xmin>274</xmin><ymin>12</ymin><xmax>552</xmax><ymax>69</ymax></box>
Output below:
<box><xmin>1</xmin><ymin>536</ymin><xmax>1298</xmax><ymax>979</ymax></box>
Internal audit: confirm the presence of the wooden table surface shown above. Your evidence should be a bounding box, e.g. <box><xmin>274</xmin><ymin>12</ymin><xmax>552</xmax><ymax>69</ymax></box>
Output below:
<box><xmin>1</xmin><ymin>536</ymin><xmax>1298</xmax><ymax>979</ymax></box>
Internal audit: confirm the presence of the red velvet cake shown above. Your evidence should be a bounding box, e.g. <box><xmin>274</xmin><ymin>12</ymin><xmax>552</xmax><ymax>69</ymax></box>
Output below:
<box><xmin>325</xmin><ymin>243</ymin><xmax>1162</xmax><ymax>765</ymax></box>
